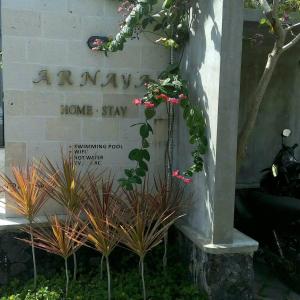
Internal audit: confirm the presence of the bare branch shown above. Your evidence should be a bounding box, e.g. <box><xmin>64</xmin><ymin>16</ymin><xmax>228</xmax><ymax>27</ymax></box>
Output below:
<box><xmin>282</xmin><ymin>33</ymin><xmax>300</xmax><ymax>52</ymax></box>
<box><xmin>259</xmin><ymin>0</ymin><xmax>272</xmax><ymax>14</ymax></box>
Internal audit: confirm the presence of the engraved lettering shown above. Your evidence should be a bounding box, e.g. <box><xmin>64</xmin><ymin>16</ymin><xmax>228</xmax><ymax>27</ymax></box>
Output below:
<box><xmin>61</xmin><ymin>105</ymin><xmax>93</xmax><ymax>116</ymax></box>
<box><xmin>122</xmin><ymin>74</ymin><xmax>131</xmax><ymax>89</ymax></box>
<box><xmin>115</xmin><ymin>107</ymin><xmax>120</xmax><ymax>116</ymax></box>
<box><xmin>57</xmin><ymin>70</ymin><xmax>73</xmax><ymax>86</ymax></box>
<box><xmin>120</xmin><ymin>106</ymin><xmax>127</xmax><ymax>117</ymax></box>
<box><xmin>33</xmin><ymin>70</ymin><xmax>51</xmax><ymax>85</ymax></box>
<box><xmin>80</xmin><ymin>70</ymin><xmax>100</xmax><ymax>86</ymax></box>
<box><xmin>101</xmin><ymin>73</ymin><xmax>117</xmax><ymax>88</ymax></box>
<box><xmin>86</xmin><ymin>105</ymin><xmax>93</xmax><ymax>116</ymax></box>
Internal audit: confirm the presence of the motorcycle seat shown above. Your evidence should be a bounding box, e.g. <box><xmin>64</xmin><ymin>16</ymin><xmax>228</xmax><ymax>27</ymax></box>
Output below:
<box><xmin>236</xmin><ymin>188</ymin><xmax>300</xmax><ymax>228</ymax></box>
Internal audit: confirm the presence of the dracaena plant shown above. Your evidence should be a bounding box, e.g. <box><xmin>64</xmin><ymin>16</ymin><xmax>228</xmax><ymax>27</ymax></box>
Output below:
<box><xmin>39</xmin><ymin>151</ymin><xmax>95</xmax><ymax>280</ymax></box>
<box><xmin>152</xmin><ymin>177</ymin><xmax>186</xmax><ymax>269</ymax></box>
<box><xmin>76</xmin><ymin>176</ymin><xmax>120</xmax><ymax>300</ymax></box>
<box><xmin>117</xmin><ymin>184</ymin><xmax>184</xmax><ymax>300</ymax></box>
<box><xmin>20</xmin><ymin>215</ymin><xmax>86</xmax><ymax>297</ymax></box>
<box><xmin>39</xmin><ymin>152</ymin><xmax>91</xmax><ymax>213</ymax></box>
<box><xmin>0</xmin><ymin>163</ymin><xmax>48</xmax><ymax>289</ymax></box>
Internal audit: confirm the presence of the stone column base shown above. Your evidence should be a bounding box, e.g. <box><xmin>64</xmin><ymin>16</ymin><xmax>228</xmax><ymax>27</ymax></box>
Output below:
<box><xmin>177</xmin><ymin>223</ymin><xmax>258</xmax><ymax>300</ymax></box>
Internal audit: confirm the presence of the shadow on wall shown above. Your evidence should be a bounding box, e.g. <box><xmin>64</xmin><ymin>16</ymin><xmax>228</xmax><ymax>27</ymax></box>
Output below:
<box><xmin>238</xmin><ymin>22</ymin><xmax>300</xmax><ymax>185</ymax></box>
<box><xmin>178</xmin><ymin>0</ymin><xmax>221</xmax><ymax>240</ymax></box>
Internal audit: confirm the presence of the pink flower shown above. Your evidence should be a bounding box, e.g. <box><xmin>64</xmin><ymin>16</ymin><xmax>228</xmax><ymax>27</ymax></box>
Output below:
<box><xmin>133</xmin><ymin>98</ymin><xmax>142</xmax><ymax>105</ymax></box>
<box><xmin>172</xmin><ymin>169</ymin><xmax>192</xmax><ymax>184</ymax></box>
<box><xmin>172</xmin><ymin>170</ymin><xmax>180</xmax><ymax>177</ymax></box>
<box><xmin>144</xmin><ymin>101</ymin><xmax>155</xmax><ymax>109</ymax></box>
<box><xmin>156</xmin><ymin>94</ymin><xmax>169</xmax><ymax>101</ymax></box>
<box><xmin>179</xmin><ymin>94</ymin><xmax>187</xmax><ymax>100</ymax></box>
<box><xmin>168</xmin><ymin>98</ymin><xmax>180</xmax><ymax>105</ymax></box>
<box><xmin>183</xmin><ymin>178</ymin><xmax>192</xmax><ymax>185</ymax></box>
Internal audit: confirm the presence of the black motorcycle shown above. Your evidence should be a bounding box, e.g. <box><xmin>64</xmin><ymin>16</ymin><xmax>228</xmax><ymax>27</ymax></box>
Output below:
<box><xmin>260</xmin><ymin>128</ymin><xmax>300</xmax><ymax>197</ymax></box>
<box><xmin>235</xmin><ymin>129</ymin><xmax>300</xmax><ymax>292</ymax></box>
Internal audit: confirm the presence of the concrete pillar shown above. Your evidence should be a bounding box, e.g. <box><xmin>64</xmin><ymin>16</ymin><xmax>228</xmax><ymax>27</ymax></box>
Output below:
<box><xmin>178</xmin><ymin>0</ymin><xmax>243</xmax><ymax>244</ymax></box>
<box><xmin>177</xmin><ymin>1</ymin><xmax>258</xmax><ymax>298</ymax></box>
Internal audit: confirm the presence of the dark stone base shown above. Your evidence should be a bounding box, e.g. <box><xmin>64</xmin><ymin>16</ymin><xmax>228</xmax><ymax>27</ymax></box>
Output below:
<box><xmin>0</xmin><ymin>230</ymin><xmax>105</xmax><ymax>286</ymax></box>
<box><xmin>178</xmin><ymin>232</ymin><xmax>255</xmax><ymax>300</ymax></box>
<box><xmin>0</xmin><ymin>232</ymin><xmax>31</xmax><ymax>285</ymax></box>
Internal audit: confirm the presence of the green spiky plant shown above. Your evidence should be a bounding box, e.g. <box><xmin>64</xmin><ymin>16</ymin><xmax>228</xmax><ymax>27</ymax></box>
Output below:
<box><xmin>39</xmin><ymin>151</ymin><xmax>95</xmax><ymax>281</ymax></box>
<box><xmin>116</xmin><ymin>184</ymin><xmax>184</xmax><ymax>300</ymax></box>
<box><xmin>0</xmin><ymin>163</ymin><xmax>48</xmax><ymax>289</ymax></box>
<box><xmin>20</xmin><ymin>215</ymin><xmax>86</xmax><ymax>297</ymax></box>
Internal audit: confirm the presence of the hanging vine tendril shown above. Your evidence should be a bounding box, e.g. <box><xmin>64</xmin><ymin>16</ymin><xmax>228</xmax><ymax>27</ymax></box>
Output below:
<box><xmin>92</xmin><ymin>0</ymin><xmax>207</xmax><ymax>189</ymax></box>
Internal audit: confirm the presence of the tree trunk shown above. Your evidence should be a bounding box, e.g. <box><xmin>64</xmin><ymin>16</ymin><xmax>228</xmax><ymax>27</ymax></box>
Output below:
<box><xmin>237</xmin><ymin>45</ymin><xmax>282</xmax><ymax>172</ymax></box>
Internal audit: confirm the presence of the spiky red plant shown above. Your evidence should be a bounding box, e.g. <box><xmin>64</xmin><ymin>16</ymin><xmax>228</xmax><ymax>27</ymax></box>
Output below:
<box><xmin>0</xmin><ymin>163</ymin><xmax>48</xmax><ymax>288</ymax></box>
<box><xmin>116</xmin><ymin>184</ymin><xmax>185</xmax><ymax>300</ymax></box>
<box><xmin>152</xmin><ymin>177</ymin><xmax>186</xmax><ymax>268</ymax></box>
<box><xmin>21</xmin><ymin>215</ymin><xmax>87</xmax><ymax>297</ymax></box>
<box><xmin>71</xmin><ymin>176</ymin><xmax>120</xmax><ymax>300</ymax></box>
<box><xmin>38</xmin><ymin>151</ymin><xmax>101</xmax><ymax>280</ymax></box>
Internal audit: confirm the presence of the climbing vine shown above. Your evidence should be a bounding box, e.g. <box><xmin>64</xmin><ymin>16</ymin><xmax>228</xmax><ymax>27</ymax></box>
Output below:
<box><xmin>92</xmin><ymin>0</ymin><xmax>207</xmax><ymax>189</ymax></box>
<box><xmin>92</xmin><ymin>0</ymin><xmax>190</xmax><ymax>52</ymax></box>
<box><xmin>118</xmin><ymin>66</ymin><xmax>207</xmax><ymax>190</ymax></box>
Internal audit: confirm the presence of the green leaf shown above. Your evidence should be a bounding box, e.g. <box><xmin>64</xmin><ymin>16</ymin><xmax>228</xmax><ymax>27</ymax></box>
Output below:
<box><xmin>147</xmin><ymin>123</ymin><xmax>153</xmax><ymax>134</ymax></box>
<box><xmin>128</xmin><ymin>176</ymin><xmax>142</xmax><ymax>185</ymax></box>
<box><xmin>259</xmin><ymin>18</ymin><xmax>267</xmax><ymax>25</ymax></box>
<box><xmin>125</xmin><ymin>169</ymin><xmax>134</xmax><ymax>177</ymax></box>
<box><xmin>162</xmin><ymin>78</ymin><xmax>171</xmax><ymax>85</ymax></box>
<box><xmin>140</xmin><ymin>124</ymin><xmax>150</xmax><ymax>138</ymax></box>
<box><xmin>136</xmin><ymin>168</ymin><xmax>146</xmax><ymax>177</ymax></box>
<box><xmin>197</xmin><ymin>142</ymin><xmax>206</xmax><ymax>154</ymax></box>
<box><xmin>153</xmin><ymin>23</ymin><xmax>162</xmax><ymax>31</ymax></box>
<box><xmin>129</xmin><ymin>149</ymin><xmax>142</xmax><ymax>161</ymax></box>
<box><xmin>142</xmin><ymin>149</ymin><xmax>150</xmax><ymax>161</ymax></box>
<box><xmin>145</xmin><ymin>108</ymin><xmax>156</xmax><ymax>120</ymax></box>
<box><xmin>134</xmin><ymin>176</ymin><xmax>143</xmax><ymax>184</ymax></box>
<box><xmin>139</xmin><ymin>160</ymin><xmax>148</xmax><ymax>171</ymax></box>
<box><xmin>162</xmin><ymin>0</ymin><xmax>173</xmax><ymax>9</ymax></box>
<box><xmin>125</xmin><ymin>182</ymin><xmax>134</xmax><ymax>190</ymax></box>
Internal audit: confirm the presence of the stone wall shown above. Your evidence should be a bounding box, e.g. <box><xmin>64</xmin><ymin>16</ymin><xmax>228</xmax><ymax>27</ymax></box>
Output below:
<box><xmin>1</xmin><ymin>0</ymin><xmax>169</xmax><ymax>216</ymax></box>
<box><xmin>0</xmin><ymin>229</ymin><xmax>102</xmax><ymax>285</ymax></box>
